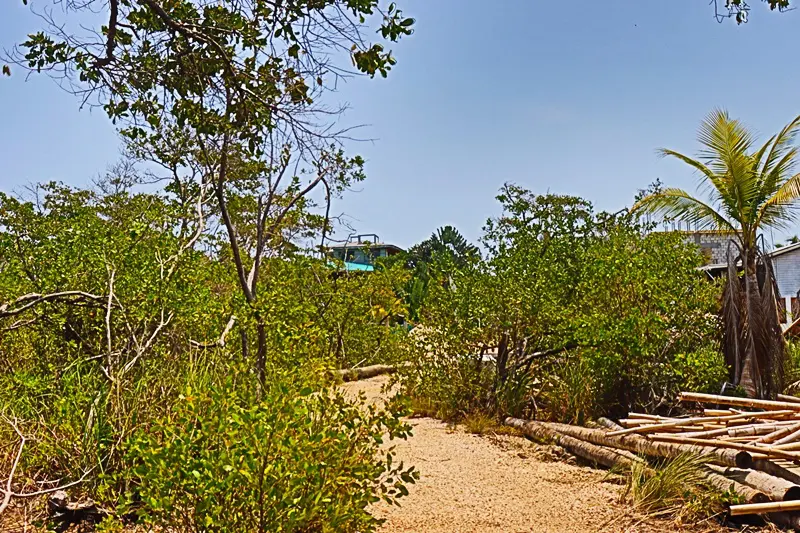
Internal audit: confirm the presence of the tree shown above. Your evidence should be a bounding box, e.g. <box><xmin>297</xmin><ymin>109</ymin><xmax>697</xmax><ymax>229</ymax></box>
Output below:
<box><xmin>10</xmin><ymin>0</ymin><xmax>415</xmax><ymax>386</ymax></box>
<box><xmin>633</xmin><ymin>109</ymin><xmax>800</xmax><ymax>399</ymax></box>
<box><xmin>715</xmin><ymin>0</ymin><xmax>792</xmax><ymax>23</ymax></box>
<box><xmin>402</xmin><ymin>225</ymin><xmax>478</xmax><ymax>321</ymax></box>
<box><xmin>407</xmin><ymin>226</ymin><xmax>479</xmax><ymax>269</ymax></box>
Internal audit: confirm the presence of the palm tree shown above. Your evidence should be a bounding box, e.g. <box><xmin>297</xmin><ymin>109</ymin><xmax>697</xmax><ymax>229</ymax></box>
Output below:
<box><xmin>407</xmin><ymin>225</ymin><xmax>480</xmax><ymax>269</ymax></box>
<box><xmin>633</xmin><ymin>109</ymin><xmax>800</xmax><ymax>399</ymax></box>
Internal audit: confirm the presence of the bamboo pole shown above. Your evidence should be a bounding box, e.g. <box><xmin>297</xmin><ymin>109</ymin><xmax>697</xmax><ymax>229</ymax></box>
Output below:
<box><xmin>505</xmin><ymin>418</ymin><xmax>747</xmax><ymax>467</ymax></box>
<box><xmin>607</xmin><ymin>411</ymin><xmax>796</xmax><ymax>437</ymax></box>
<box><xmin>757</xmin><ymin>422</ymin><xmax>800</xmax><ymax>444</ymax></box>
<box><xmin>704</xmin><ymin>409</ymin><xmax>736</xmax><ymax>416</ymax></box>
<box><xmin>775</xmin><ymin>426</ymin><xmax>800</xmax><ymax>446</ymax></box>
<box><xmin>730</xmin><ymin>499</ymin><xmax>800</xmax><ymax>516</ymax></box>
<box><xmin>648</xmin><ymin>435</ymin><xmax>800</xmax><ymax>463</ymax></box>
<box><xmin>678</xmin><ymin>392</ymin><xmax>800</xmax><ymax>412</ymax></box>
<box><xmin>777</xmin><ymin>394</ymin><xmax>800</xmax><ymax>405</ymax></box>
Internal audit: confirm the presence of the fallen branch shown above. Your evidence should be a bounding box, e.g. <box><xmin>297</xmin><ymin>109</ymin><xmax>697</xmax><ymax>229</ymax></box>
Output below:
<box><xmin>0</xmin><ymin>418</ymin><xmax>25</xmax><ymax>516</ymax></box>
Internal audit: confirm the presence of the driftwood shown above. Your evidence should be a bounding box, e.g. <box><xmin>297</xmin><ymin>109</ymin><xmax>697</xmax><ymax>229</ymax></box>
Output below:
<box><xmin>505</xmin><ymin>418</ymin><xmax>747</xmax><ymax>467</ymax></box>
<box><xmin>706</xmin><ymin>465</ymin><xmax>800</xmax><ymax>501</ymax></box>
<box><xmin>596</xmin><ymin>417</ymin><xmax>624</xmax><ymax>431</ymax></box>
<box><xmin>335</xmin><ymin>364</ymin><xmax>397</xmax><ymax>382</ymax></box>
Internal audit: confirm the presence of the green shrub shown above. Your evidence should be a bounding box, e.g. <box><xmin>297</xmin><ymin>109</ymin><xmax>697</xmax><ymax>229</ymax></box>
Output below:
<box><xmin>123</xmin><ymin>369</ymin><xmax>418</xmax><ymax>533</ymax></box>
<box><xmin>540</xmin><ymin>356</ymin><xmax>597</xmax><ymax>425</ymax></box>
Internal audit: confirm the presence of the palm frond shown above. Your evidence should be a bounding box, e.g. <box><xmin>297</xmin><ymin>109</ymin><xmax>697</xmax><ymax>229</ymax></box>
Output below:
<box><xmin>657</xmin><ymin>148</ymin><xmax>739</xmax><ymax>218</ymax></box>
<box><xmin>757</xmin><ymin>173</ymin><xmax>800</xmax><ymax>230</ymax></box>
<box><xmin>631</xmin><ymin>188</ymin><xmax>737</xmax><ymax>233</ymax></box>
<box><xmin>696</xmin><ymin>109</ymin><xmax>758</xmax><ymax>220</ymax></box>
<box><xmin>758</xmin><ymin>114</ymin><xmax>800</xmax><ymax>186</ymax></box>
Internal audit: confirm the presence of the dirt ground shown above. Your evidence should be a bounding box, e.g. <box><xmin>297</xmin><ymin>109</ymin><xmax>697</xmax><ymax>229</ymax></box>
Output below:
<box><xmin>342</xmin><ymin>376</ymin><xmax>745</xmax><ymax>533</ymax></box>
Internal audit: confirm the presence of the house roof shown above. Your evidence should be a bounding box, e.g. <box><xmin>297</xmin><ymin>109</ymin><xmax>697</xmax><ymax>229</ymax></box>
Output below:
<box><xmin>767</xmin><ymin>241</ymin><xmax>800</xmax><ymax>258</ymax></box>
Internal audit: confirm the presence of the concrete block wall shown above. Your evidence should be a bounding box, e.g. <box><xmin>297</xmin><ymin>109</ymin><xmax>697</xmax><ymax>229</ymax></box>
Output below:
<box><xmin>680</xmin><ymin>231</ymin><xmax>738</xmax><ymax>265</ymax></box>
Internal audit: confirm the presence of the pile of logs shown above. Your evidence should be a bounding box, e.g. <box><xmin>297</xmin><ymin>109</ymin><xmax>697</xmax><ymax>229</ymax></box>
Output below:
<box><xmin>505</xmin><ymin>391</ymin><xmax>800</xmax><ymax>528</ymax></box>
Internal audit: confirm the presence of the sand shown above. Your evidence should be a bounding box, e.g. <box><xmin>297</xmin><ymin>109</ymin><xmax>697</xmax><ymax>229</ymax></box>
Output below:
<box><xmin>342</xmin><ymin>376</ymin><xmax>734</xmax><ymax>533</ymax></box>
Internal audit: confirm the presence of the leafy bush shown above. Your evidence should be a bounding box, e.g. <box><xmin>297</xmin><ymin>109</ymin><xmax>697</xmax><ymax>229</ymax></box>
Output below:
<box><xmin>402</xmin><ymin>185</ymin><xmax>722</xmax><ymax>422</ymax></box>
<box><xmin>122</xmin><ymin>368</ymin><xmax>417</xmax><ymax>533</ymax></box>
<box><xmin>0</xmin><ymin>182</ymin><xmax>418</xmax><ymax>524</ymax></box>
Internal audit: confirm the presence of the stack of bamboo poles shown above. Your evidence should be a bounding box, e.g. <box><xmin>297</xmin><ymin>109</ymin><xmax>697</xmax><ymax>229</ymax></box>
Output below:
<box><xmin>504</xmin><ymin>391</ymin><xmax>800</xmax><ymax>528</ymax></box>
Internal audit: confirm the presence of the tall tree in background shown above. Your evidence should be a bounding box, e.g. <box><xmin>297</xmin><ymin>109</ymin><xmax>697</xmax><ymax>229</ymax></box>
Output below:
<box><xmin>401</xmin><ymin>226</ymin><xmax>479</xmax><ymax>321</ymax></box>
<box><xmin>634</xmin><ymin>109</ymin><xmax>800</xmax><ymax>399</ymax></box>
<box><xmin>8</xmin><ymin>0</ymin><xmax>414</xmax><ymax>386</ymax></box>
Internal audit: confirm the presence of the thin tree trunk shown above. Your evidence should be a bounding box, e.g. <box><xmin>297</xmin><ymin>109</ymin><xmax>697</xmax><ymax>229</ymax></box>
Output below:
<box><xmin>256</xmin><ymin>320</ymin><xmax>266</xmax><ymax>386</ymax></box>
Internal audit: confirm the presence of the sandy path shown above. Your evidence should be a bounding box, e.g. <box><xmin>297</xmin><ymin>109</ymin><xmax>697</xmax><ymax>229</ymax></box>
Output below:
<box><xmin>342</xmin><ymin>376</ymin><xmax>655</xmax><ymax>533</ymax></box>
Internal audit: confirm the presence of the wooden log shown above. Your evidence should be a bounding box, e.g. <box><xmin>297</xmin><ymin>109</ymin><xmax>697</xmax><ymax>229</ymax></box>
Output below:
<box><xmin>504</xmin><ymin>417</ymin><xmax>640</xmax><ymax>469</ymax></box>
<box><xmin>679</xmin><ymin>392</ymin><xmax>800</xmax><ymax>412</ymax></box>
<box><xmin>648</xmin><ymin>435</ymin><xmax>800</xmax><ymax>463</ymax></box>
<box><xmin>700</xmin><ymin>466</ymin><xmax>769</xmax><ymax>504</ymax></box>
<box><xmin>707</xmin><ymin>465</ymin><xmax>800</xmax><ymax>501</ymax></box>
<box><xmin>777</xmin><ymin>394</ymin><xmax>800</xmax><ymax>405</ymax></box>
<box><xmin>505</xmin><ymin>418</ymin><xmax>747</xmax><ymax>467</ymax></box>
<box><xmin>335</xmin><ymin>364</ymin><xmax>396</xmax><ymax>382</ymax></box>
<box><xmin>596</xmin><ymin>417</ymin><xmax>624</xmax><ymax>431</ymax></box>
<box><xmin>751</xmin><ymin>458</ymin><xmax>800</xmax><ymax>486</ymax></box>
<box><xmin>730</xmin><ymin>499</ymin><xmax>800</xmax><ymax>516</ymax></box>
<box><xmin>607</xmin><ymin>410</ymin><xmax>796</xmax><ymax>437</ymax></box>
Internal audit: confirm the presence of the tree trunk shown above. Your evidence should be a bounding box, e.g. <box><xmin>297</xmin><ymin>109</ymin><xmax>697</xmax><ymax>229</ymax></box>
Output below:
<box><xmin>256</xmin><ymin>320</ymin><xmax>266</xmax><ymax>387</ymax></box>
<box><xmin>741</xmin><ymin>251</ymin><xmax>762</xmax><ymax>398</ymax></box>
<box><xmin>706</xmin><ymin>465</ymin><xmax>800</xmax><ymax>501</ymax></box>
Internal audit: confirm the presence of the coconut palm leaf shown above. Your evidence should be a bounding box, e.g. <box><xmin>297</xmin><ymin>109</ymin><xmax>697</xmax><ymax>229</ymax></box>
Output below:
<box><xmin>631</xmin><ymin>188</ymin><xmax>736</xmax><ymax>233</ymax></box>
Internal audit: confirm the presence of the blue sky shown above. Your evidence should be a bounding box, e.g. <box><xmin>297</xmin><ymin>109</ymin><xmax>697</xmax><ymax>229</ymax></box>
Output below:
<box><xmin>2</xmin><ymin>1</ymin><xmax>800</xmax><ymax>248</ymax></box>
